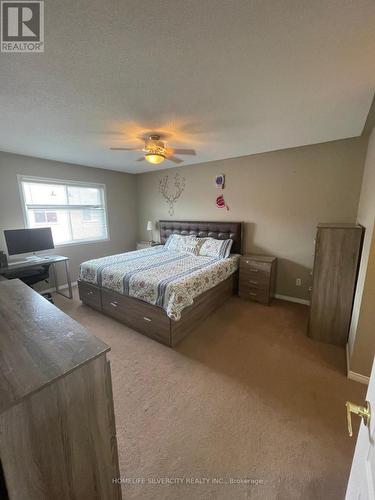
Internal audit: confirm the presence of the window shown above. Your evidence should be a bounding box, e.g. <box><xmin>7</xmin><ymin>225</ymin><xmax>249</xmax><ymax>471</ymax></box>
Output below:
<box><xmin>18</xmin><ymin>176</ymin><xmax>109</xmax><ymax>246</ymax></box>
<box><xmin>34</xmin><ymin>211</ymin><xmax>58</xmax><ymax>224</ymax></box>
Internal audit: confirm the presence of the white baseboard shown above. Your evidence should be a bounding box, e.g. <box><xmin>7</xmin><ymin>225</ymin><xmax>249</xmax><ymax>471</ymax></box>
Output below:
<box><xmin>346</xmin><ymin>343</ymin><xmax>369</xmax><ymax>385</ymax></box>
<box><xmin>43</xmin><ymin>281</ymin><xmax>78</xmax><ymax>294</ymax></box>
<box><xmin>347</xmin><ymin>371</ymin><xmax>370</xmax><ymax>385</ymax></box>
<box><xmin>274</xmin><ymin>294</ymin><xmax>310</xmax><ymax>306</ymax></box>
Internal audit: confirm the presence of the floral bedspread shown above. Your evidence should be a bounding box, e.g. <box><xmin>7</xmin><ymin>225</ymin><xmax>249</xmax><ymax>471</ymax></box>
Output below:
<box><xmin>79</xmin><ymin>246</ymin><xmax>240</xmax><ymax>321</ymax></box>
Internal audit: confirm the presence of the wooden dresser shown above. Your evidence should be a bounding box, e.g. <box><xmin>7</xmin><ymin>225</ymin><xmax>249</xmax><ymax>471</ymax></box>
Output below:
<box><xmin>0</xmin><ymin>279</ymin><xmax>121</xmax><ymax>500</ymax></box>
<box><xmin>308</xmin><ymin>223</ymin><xmax>364</xmax><ymax>346</ymax></box>
<box><xmin>239</xmin><ymin>254</ymin><xmax>277</xmax><ymax>304</ymax></box>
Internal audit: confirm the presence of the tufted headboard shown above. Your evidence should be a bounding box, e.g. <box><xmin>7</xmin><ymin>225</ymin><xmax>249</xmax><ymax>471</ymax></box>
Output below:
<box><xmin>159</xmin><ymin>220</ymin><xmax>244</xmax><ymax>255</ymax></box>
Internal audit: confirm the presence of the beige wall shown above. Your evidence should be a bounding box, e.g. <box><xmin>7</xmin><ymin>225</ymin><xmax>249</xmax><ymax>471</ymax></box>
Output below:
<box><xmin>136</xmin><ymin>138</ymin><xmax>367</xmax><ymax>300</ymax></box>
<box><xmin>1</xmin><ymin>140</ymin><xmax>373</xmax><ymax>370</ymax></box>
<box><xmin>348</xmin><ymin>126</ymin><xmax>375</xmax><ymax>377</ymax></box>
<box><xmin>0</xmin><ymin>151</ymin><xmax>137</xmax><ymax>285</ymax></box>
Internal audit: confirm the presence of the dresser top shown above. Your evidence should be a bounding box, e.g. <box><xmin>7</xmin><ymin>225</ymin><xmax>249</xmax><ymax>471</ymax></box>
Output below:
<box><xmin>0</xmin><ymin>279</ymin><xmax>110</xmax><ymax>415</ymax></box>
<box><xmin>242</xmin><ymin>254</ymin><xmax>277</xmax><ymax>263</ymax></box>
<box><xmin>318</xmin><ymin>223</ymin><xmax>363</xmax><ymax>229</ymax></box>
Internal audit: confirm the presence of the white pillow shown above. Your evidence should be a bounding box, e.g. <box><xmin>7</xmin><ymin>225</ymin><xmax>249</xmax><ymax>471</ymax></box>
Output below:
<box><xmin>164</xmin><ymin>234</ymin><xmax>200</xmax><ymax>254</ymax></box>
<box><xmin>198</xmin><ymin>237</ymin><xmax>233</xmax><ymax>258</ymax></box>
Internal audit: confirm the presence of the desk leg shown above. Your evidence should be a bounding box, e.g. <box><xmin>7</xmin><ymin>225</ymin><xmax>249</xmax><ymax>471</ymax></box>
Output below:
<box><xmin>65</xmin><ymin>260</ymin><xmax>73</xmax><ymax>299</ymax></box>
<box><xmin>51</xmin><ymin>263</ymin><xmax>59</xmax><ymax>294</ymax></box>
<box><xmin>53</xmin><ymin>260</ymin><xmax>73</xmax><ymax>300</ymax></box>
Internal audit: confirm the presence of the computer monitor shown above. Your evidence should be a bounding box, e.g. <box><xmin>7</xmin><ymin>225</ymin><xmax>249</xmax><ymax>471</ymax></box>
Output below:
<box><xmin>4</xmin><ymin>228</ymin><xmax>55</xmax><ymax>256</ymax></box>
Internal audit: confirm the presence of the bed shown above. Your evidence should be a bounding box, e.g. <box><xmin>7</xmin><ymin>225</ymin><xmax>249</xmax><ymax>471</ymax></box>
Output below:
<box><xmin>78</xmin><ymin>221</ymin><xmax>243</xmax><ymax>346</ymax></box>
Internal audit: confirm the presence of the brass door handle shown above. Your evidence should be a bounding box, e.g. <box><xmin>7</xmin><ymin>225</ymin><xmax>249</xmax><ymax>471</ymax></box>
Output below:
<box><xmin>345</xmin><ymin>400</ymin><xmax>371</xmax><ymax>437</ymax></box>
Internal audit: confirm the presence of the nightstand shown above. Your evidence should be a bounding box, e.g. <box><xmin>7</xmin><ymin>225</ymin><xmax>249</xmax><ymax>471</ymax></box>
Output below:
<box><xmin>239</xmin><ymin>255</ymin><xmax>277</xmax><ymax>304</ymax></box>
<box><xmin>136</xmin><ymin>241</ymin><xmax>161</xmax><ymax>250</ymax></box>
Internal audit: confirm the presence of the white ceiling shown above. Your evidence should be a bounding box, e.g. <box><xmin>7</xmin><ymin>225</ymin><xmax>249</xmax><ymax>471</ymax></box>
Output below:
<box><xmin>0</xmin><ymin>0</ymin><xmax>374</xmax><ymax>174</ymax></box>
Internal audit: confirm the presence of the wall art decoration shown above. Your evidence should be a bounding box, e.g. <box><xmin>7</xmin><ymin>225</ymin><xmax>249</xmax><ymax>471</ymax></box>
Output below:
<box><xmin>159</xmin><ymin>173</ymin><xmax>186</xmax><ymax>216</ymax></box>
<box><xmin>215</xmin><ymin>174</ymin><xmax>225</xmax><ymax>189</ymax></box>
<box><xmin>216</xmin><ymin>194</ymin><xmax>229</xmax><ymax>210</ymax></box>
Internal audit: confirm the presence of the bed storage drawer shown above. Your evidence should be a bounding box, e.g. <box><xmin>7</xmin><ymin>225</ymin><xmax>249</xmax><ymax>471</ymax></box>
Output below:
<box><xmin>78</xmin><ymin>281</ymin><xmax>102</xmax><ymax>311</ymax></box>
<box><xmin>102</xmin><ymin>289</ymin><xmax>171</xmax><ymax>346</ymax></box>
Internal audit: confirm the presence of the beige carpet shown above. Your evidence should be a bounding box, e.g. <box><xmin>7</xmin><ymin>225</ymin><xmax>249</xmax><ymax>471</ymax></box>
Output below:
<box><xmin>54</xmin><ymin>289</ymin><xmax>365</xmax><ymax>500</ymax></box>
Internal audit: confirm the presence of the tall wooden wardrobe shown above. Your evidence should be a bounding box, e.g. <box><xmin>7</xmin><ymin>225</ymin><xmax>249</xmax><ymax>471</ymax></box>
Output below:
<box><xmin>307</xmin><ymin>223</ymin><xmax>364</xmax><ymax>346</ymax></box>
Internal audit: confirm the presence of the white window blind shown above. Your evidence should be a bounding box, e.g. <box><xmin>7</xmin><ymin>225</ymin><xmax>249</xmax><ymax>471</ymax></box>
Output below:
<box><xmin>18</xmin><ymin>176</ymin><xmax>109</xmax><ymax>246</ymax></box>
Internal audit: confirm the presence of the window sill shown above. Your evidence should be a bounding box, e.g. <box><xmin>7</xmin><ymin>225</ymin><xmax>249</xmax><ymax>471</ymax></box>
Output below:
<box><xmin>55</xmin><ymin>237</ymin><xmax>110</xmax><ymax>249</ymax></box>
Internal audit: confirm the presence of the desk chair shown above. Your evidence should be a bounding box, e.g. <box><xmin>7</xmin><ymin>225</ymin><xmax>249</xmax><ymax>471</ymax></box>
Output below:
<box><xmin>3</xmin><ymin>264</ymin><xmax>54</xmax><ymax>303</ymax></box>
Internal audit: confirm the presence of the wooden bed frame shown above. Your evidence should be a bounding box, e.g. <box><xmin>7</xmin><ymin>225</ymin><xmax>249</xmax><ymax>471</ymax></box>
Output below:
<box><xmin>78</xmin><ymin>221</ymin><xmax>243</xmax><ymax>347</ymax></box>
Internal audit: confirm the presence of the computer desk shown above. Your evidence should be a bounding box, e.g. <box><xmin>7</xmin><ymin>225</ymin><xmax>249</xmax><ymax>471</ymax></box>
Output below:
<box><xmin>0</xmin><ymin>255</ymin><xmax>73</xmax><ymax>299</ymax></box>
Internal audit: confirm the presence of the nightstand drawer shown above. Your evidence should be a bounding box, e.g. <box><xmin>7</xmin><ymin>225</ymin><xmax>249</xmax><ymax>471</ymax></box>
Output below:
<box><xmin>137</xmin><ymin>241</ymin><xmax>151</xmax><ymax>250</ymax></box>
<box><xmin>239</xmin><ymin>278</ymin><xmax>269</xmax><ymax>291</ymax></box>
<box><xmin>239</xmin><ymin>254</ymin><xmax>277</xmax><ymax>305</ymax></box>
<box><xmin>239</xmin><ymin>286</ymin><xmax>269</xmax><ymax>304</ymax></box>
<box><xmin>241</xmin><ymin>259</ymin><xmax>271</xmax><ymax>273</ymax></box>
<box><xmin>239</xmin><ymin>267</ymin><xmax>270</xmax><ymax>283</ymax></box>
<box><xmin>136</xmin><ymin>241</ymin><xmax>161</xmax><ymax>250</ymax></box>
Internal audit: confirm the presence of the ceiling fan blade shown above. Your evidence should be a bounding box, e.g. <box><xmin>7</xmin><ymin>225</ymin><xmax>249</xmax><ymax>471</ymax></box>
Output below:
<box><xmin>136</xmin><ymin>157</ymin><xmax>145</xmax><ymax>162</ymax></box>
<box><xmin>167</xmin><ymin>156</ymin><xmax>184</xmax><ymax>164</ymax></box>
<box><xmin>171</xmin><ymin>148</ymin><xmax>196</xmax><ymax>156</ymax></box>
<box><xmin>110</xmin><ymin>147</ymin><xmax>141</xmax><ymax>151</ymax></box>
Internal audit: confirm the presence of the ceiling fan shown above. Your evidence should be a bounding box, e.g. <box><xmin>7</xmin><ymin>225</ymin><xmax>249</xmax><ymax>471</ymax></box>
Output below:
<box><xmin>110</xmin><ymin>135</ymin><xmax>196</xmax><ymax>165</ymax></box>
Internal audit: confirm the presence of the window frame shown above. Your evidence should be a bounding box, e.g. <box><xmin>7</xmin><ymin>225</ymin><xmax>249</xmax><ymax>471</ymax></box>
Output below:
<box><xmin>17</xmin><ymin>175</ymin><xmax>110</xmax><ymax>247</ymax></box>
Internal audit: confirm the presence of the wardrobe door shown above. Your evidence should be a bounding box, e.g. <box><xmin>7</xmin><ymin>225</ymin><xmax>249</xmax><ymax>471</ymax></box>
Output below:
<box><xmin>308</xmin><ymin>225</ymin><xmax>363</xmax><ymax>346</ymax></box>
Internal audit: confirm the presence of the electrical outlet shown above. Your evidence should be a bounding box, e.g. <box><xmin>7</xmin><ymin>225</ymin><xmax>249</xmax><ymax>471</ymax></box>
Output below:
<box><xmin>296</xmin><ymin>278</ymin><xmax>302</xmax><ymax>287</ymax></box>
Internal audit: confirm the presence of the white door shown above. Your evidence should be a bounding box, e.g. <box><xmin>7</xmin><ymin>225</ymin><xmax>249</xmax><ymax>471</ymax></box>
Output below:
<box><xmin>346</xmin><ymin>357</ymin><xmax>375</xmax><ymax>499</ymax></box>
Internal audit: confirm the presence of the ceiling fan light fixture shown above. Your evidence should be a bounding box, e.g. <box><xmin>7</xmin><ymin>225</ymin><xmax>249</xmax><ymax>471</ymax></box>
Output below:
<box><xmin>110</xmin><ymin>133</ymin><xmax>196</xmax><ymax>166</ymax></box>
<box><xmin>145</xmin><ymin>152</ymin><xmax>165</xmax><ymax>164</ymax></box>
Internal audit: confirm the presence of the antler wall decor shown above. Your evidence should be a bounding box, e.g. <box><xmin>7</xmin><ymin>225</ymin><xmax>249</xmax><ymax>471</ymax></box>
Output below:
<box><xmin>159</xmin><ymin>173</ymin><xmax>186</xmax><ymax>216</ymax></box>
